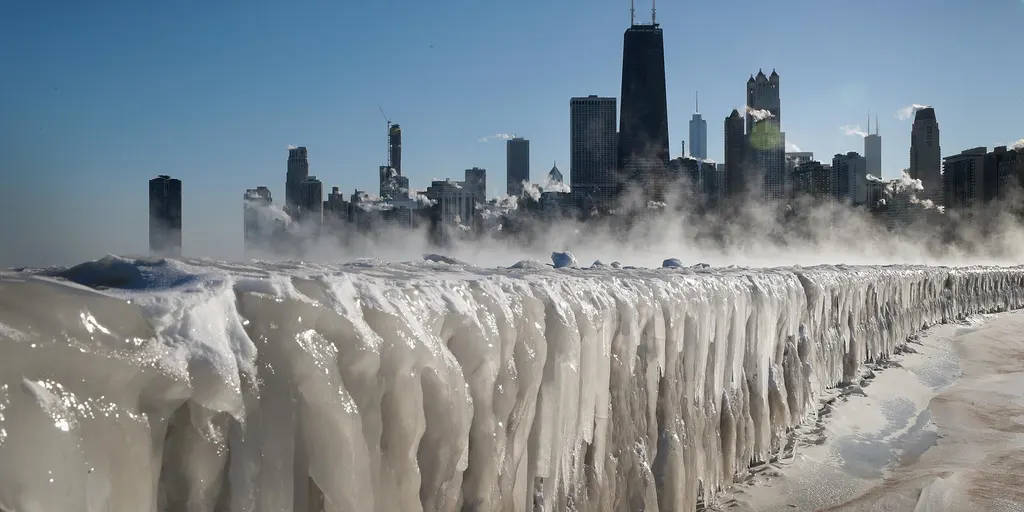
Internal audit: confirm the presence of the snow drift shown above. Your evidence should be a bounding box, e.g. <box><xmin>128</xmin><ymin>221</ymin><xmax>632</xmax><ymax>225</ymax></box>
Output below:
<box><xmin>1</xmin><ymin>256</ymin><xmax>1023</xmax><ymax>512</ymax></box>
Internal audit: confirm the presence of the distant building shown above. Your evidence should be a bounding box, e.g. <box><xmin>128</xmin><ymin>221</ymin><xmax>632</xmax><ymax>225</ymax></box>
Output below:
<box><xmin>723</xmin><ymin>109</ymin><xmax>747</xmax><ymax>200</ymax></box>
<box><xmin>864</xmin><ymin>116</ymin><xmax>882</xmax><ymax>178</ymax></box>
<box><xmin>832</xmin><ymin>152</ymin><xmax>868</xmax><ymax>204</ymax></box>
<box><xmin>570</xmin><ymin>95</ymin><xmax>618</xmax><ymax>211</ymax></box>
<box><xmin>986</xmin><ymin>146</ymin><xmax>1024</xmax><ymax>201</ymax></box>
<box><xmin>618</xmin><ymin>20</ymin><xmax>670</xmax><ymax>203</ymax></box>
<box><xmin>688</xmin><ymin>93</ymin><xmax>708</xmax><ymax>160</ymax></box>
<box><xmin>942</xmin><ymin>147</ymin><xmax>986</xmax><ymax>210</ymax></box>
<box><xmin>866</xmin><ymin>176</ymin><xmax>887</xmax><ymax>209</ymax></box>
<box><xmin>746</xmin><ymin>70</ymin><xmax>786</xmax><ymax>203</ymax></box>
<box><xmin>464</xmin><ymin>167</ymin><xmax>486</xmax><ymax>203</ymax></box>
<box><xmin>785</xmin><ymin>152</ymin><xmax>814</xmax><ymax>178</ymax></box>
<box><xmin>670</xmin><ymin>157</ymin><xmax>721</xmax><ymax>211</ymax></box>
<box><xmin>243</xmin><ymin>186</ymin><xmax>273</xmax><ymax>251</ymax></box>
<box><xmin>540</xmin><ymin>191</ymin><xmax>574</xmax><ymax>219</ymax></box>
<box><xmin>426</xmin><ymin>179</ymin><xmax>476</xmax><ymax>226</ymax></box>
<box><xmin>791</xmin><ymin>161</ymin><xmax>832</xmax><ymax>200</ymax></box>
<box><xmin>389</xmin><ymin>124</ymin><xmax>402</xmax><ymax>175</ymax></box>
<box><xmin>298</xmin><ymin>176</ymin><xmax>323</xmax><ymax>226</ymax></box>
<box><xmin>910</xmin><ymin>107</ymin><xmax>941</xmax><ymax>205</ymax></box>
<box><xmin>323</xmin><ymin>186</ymin><xmax>350</xmax><ymax>236</ymax></box>
<box><xmin>547</xmin><ymin>162</ymin><xmax>563</xmax><ymax>184</ymax></box>
<box><xmin>149</xmin><ymin>175</ymin><xmax>182</xmax><ymax>256</ymax></box>
<box><xmin>379</xmin><ymin>166</ymin><xmax>409</xmax><ymax>200</ymax></box>
<box><xmin>285</xmin><ymin>146</ymin><xmax>310</xmax><ymax>214</ymax></box>
<box><xmin>506</xmin><ymin>137</ymin><xmax>530</xmax><ymax>196</ymax></box>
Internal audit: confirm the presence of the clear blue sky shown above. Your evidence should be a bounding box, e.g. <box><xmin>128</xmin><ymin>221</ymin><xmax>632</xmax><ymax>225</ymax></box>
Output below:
<box><xmin>2</xmin><ymin>0</ymin><xmax>1022</xmax><ymax>266</ymax></box>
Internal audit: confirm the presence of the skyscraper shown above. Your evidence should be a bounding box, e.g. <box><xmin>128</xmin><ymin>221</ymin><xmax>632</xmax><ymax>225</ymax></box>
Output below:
<box><xmin>243</xmin><ymin>186</ymin><xmax>273</xmax><ymax>251</ymax></box>
<box><xmin>746</xmin><ymin>70</ymin><xmax>786</xmax><ymax>202</ymax></box>
<box><xmin>465</xmin><ymin>167</ymin><xmax>487</xmax><ymax>203</ymax></box>
<box><xmin>298</xmin><ymin>176</ymin><xmax>324</xmax><ymax>226</ymax></box>
<box><xmin>723</xmin><ymin>109</ymin><xmax>746</xmax><ymax>200</ymax></box>
<box><xmin>618</xmin><ymin>6</ymin><xmax>670</xmax><ymax>202</ymax></box>
<box><xmin>389</xmin><ymin>124</ymin><xmax>402</xmax><ymax>175</ymax></box>
<box><xmin>910</xmin><ymin>107</ymin><xmax>941</xmax><ymax>204</ymax></box>
<box><xmin>285</xmin><ymin>146</ymin><xmax>310</xmax><ymax>213</ymax></box>
<box><xmin>570</xmin><ymin>96</ymin><xmax>618</xmax><ymax>210</ymax></box>
<box><xmin>942</xmin><ymin>147</ymin><xmax>986</xmax><ymax>210</ymax></box>
<box><xmin>149</xmin><ymin>175</ymin><xmax>182</xmax><ymax>256</ymax></box>
<box><xmin>506</xmin><ymin>137</ymin><xmax>530</xmax><ymax>196</ymax></box>
<box><xmin>864</xmin><ymin>115</ymin><xmax>882</xmax><ymax>178</ymax></box>
<box><xmin>688</xmin><ymin>92</ymin><xmax>708</xmax><ymax>160</ymax></box>
<box><xmin>832</xmin><ymin>151</ymin><xmax>868</xmax><ymax>205</ymax></box>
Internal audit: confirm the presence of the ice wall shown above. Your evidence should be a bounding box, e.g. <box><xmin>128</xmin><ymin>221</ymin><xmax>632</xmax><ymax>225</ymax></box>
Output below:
<box><xmin>1</xmin><ymin>257</ymin><xmax>1023</xmax><ymax>512</ymax></box>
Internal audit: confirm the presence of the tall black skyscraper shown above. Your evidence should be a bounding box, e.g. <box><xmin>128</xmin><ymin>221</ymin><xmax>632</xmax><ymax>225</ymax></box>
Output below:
<box><xmin>285</xmin><ymin>146</ymin><xmax>309</xmax><ymax>213</ymax></box>
<box><xmin>149</xmin><ymin>175</ymin><xmax>182</xmax><ymax>256</ymax></box>
<box><xmin>389</xmin><ymin>124</ymin><xmax>402</xmax><ymax>174</ymax></box>
<box><xmin>910</xmin><ymin>107</ymin><xmax>941</xmax><ymax>205</ymax></box>
<box><xmin>506</xmin><ymin>137</ymin><xmax>530</xmax><ymax>196</ymax></box>
<box><xmin>618</xmin><ymin>4</ymin><xmax>670</xmax><ymax>203</ymax></box>
<box><xmin>724</xmin><ymin>110</ymin><xmax>747</xmax><ymax>200</ymax></box>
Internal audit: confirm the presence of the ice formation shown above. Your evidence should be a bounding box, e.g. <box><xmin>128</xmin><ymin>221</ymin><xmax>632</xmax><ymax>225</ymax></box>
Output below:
<box><xmin>1</xmin><ymin>256</ymin><xmax>1023</xmax><ymax>512</ymax></box>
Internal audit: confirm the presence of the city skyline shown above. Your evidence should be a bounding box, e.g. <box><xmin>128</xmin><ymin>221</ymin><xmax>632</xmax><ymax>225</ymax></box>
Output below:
<box><xmin>3</xmin><ymin>0</ymin><xmax>1023</xmax><ymax>266</ymax></box>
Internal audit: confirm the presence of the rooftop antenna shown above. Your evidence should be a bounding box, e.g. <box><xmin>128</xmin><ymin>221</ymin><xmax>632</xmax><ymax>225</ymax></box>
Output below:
<box><xmin>652</xmin><ymin>0</ymin><xmax>657</xmax><ymax>24</ymax></box>
<box><xmin>695</xmin><ymin>91</ymin><xmax>699</xmax><ymax>114</ymax></box>
<box><xmin>867</xmin><ymin>111</ymin><xmax>871</xmax><ymax>134</ymax></box>
<box><xmin>630</xmin><ymin>0</ymin><xmax>635</xmax><ymax>25</ymax></box>
<box><xmin>875</xmin><ymin>114</ymin><xmax>879</xmax><ymax>135</ymax></box>
<box><xmin>377</xmin><ymin>104</ymin><xmax>393</xmax><ymax>168</ymax></box>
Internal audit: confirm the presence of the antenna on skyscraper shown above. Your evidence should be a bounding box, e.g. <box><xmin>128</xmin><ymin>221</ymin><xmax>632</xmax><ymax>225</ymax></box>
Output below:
<box><xmin>651</xmin><ymin>0</ymin><xmax>657</xmax><ymax>24</ymax></box>
<box><xmin>630</xmin><ymin>0</ymin><xmax>635</xmax><ymax>25</ymax></box>
<box><xmin>695</xmin><ymin>91</ymin><xmax>699</xmax><ymax>114</ymax></box>
<box><xmin>867</xmin><ymin>111</ymin><xmax>871</xmax><ymax>134</ymax></box>
<box><xmin>875</xmin><ymin>114</ymin><xmax>879</xmax><ymax>135</ymax></box>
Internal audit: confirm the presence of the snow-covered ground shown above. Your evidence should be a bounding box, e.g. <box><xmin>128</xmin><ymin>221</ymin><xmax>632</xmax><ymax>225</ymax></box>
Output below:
<box><xmin>0</xmin><ymin>256</ymin><xmax>1023</xmax><ymax>511</ymax></box>
<box><xmin>716</xmin><ymin>312</ymin><xmax>1024</xmax><ymax>511</ymax></box>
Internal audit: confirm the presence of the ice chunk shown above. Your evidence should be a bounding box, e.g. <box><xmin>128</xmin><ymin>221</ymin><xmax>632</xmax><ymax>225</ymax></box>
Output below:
<box><xmin>550</xmin><ymin>251</ymin><xmax>577</xmax><ymax>269</ymax></box>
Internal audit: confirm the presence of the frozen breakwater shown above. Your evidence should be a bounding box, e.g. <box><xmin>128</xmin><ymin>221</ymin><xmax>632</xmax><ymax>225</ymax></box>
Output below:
<box><xmin>1</xmin><ymin>257</ymin><xmax>1023</xmax><ymax>512</ymax></box>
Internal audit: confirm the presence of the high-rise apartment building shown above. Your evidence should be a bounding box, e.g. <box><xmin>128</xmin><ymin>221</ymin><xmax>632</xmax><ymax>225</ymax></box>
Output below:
<box><xmin>688</xmin><ymin>93</ymin><xmax>707</xmax><ymax>160</ymax></box>
<box><xmin>723</xmin><ymin>109</ymin><xmax>747</xmax><ymax>200</ymax></box>
<box><xmin>942</xmin><ymin>147</ymin><xmax>986</xmax><ymax>210</ymax></box>
<box><xmin>910</xmin><ymin>107</ymin><xmax>941</xmax><ymax>205</ymax></box>
<box><xmin>746</xmin><ymin>70</ymin><xmax>786</xmax><ymax>203</ymax></box>
<box><xmin>864</xmin><ymin>116</ymin><xmax>882</xmax><ymax>178</ymax></box>
<box><xmin>285</xmin><ymin>146</ymin><xmax>310</xmax><ymax>213</ymax></box>
<box><xmin>570</xmin><ymin>95</ymin><xmax>618</xmax><ymax>210</ymax></box>
<box><xmin>618</xmin><ymin>15</ymin><xmax>670</xmax><ymax>202</ymax></box>
<box><xmin>832</xmin><ymin>152</ymin><xmax>868</xmax><ymax>205</ymax></box>
<box><xmin>149</xmin><ymin>175</ymin><xmax>182</xmax><ymax>256</ymax></box>
<box><xmin>791</xmin><ymin>161</ymin><xmax>832</xmax><ymax>200</ymax></box>
<box><xmin>506</xmin><ymin>137</ymin><xmax>530</xmax><ymax>196</ymax></box>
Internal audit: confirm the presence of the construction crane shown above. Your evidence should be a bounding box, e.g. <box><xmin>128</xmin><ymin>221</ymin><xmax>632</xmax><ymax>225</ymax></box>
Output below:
<box><xmin>377</xmin><ymin>104</ymin><xmax>392</xmax><ymax>169</ymax></box>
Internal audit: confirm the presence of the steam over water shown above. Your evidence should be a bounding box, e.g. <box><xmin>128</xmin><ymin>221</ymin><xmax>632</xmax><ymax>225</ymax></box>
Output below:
<box><xmin>1</xmin><ymin>256</ymin><xmax>1023</xmax><ymax>511</ymax></box>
